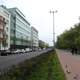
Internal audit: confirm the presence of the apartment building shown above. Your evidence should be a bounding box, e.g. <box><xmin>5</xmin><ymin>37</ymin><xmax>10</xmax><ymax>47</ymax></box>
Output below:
<box><xmin>31</xmin><ymin>27</ymin><xmax>39</xmax><ymax>50</ymax></box>
<box><xmin>0</xmin><ymin>5</ymin><xmax>39</xmax><ymax>50</ymax></box>
<box><xmin>8</xmin><ymin>8</ymin><xmax>31</xmax><ymax>49</ymax></box>
<box><xmin>0</xmin><ymin>5</ymin><xmax>10</xmax><ymax>50</ymax></box>
<box><xmin>39</xmin><ymin>40</ymin><xmax>49</xmax><ymax>49</ymax></box>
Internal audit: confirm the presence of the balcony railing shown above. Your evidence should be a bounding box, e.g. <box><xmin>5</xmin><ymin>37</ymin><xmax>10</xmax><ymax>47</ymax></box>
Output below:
<box><xmin>0</xmin><ymin>32</ymin><xmax>7</xmax><ymax>41</ymax></box>
<box><xmin>0</xmin><ymin>16</ymin><xmax>6</xmax><ymax>29</ymax></box>
<box><xmin>0</xmin><ymin>16</ymin><xmax>5</xmax><ymax>21</ymax></box>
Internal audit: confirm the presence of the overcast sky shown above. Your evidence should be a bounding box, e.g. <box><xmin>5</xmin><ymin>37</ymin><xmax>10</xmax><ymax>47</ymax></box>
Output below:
<box><xmin>0</xmin><ymin>0</ymin><xmax>80</xmax><ymax>46</ymax></box>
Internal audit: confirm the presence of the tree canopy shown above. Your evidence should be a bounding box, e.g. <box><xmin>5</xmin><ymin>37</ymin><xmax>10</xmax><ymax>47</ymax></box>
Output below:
<box><xmin>56</xmin><ymin>23</ymin><xmax>80</xmax><ymax>49</ymax></box>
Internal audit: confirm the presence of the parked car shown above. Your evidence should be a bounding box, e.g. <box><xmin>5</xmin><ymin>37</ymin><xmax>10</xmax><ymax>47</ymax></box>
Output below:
<box><xmin>5</xmin><ymin>50</ymin><xmax>12</xmax><ymax>55</ymax></box>
<box><xmin>0</xmin><ymin>50</ymin><xmax>8</xmax><ymax>56</ymax></box>
<box><xmin>21</xmin><ymin>49</ymin><xmax>25</xmax><ymax>53</ymax></box>
<box><xmin>25</xmin><ymin>48</ymin><xmax>30</xmax><ymax>53</ymax></box>
<box><xmin>11</xmin><ymin>49</ymin><xmax>20</xmax><ymax>54</ymax></box>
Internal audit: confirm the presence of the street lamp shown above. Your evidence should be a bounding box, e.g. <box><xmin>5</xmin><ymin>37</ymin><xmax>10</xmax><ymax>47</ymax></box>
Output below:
<box><xmin>50</xmin><ymin>10</ymin><xmax>58</xmax><ymax>48</ymax></box>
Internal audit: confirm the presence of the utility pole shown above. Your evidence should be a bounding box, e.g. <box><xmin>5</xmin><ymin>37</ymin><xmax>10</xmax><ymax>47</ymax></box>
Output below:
<box><xmin>50</xmin><ymin>10</ymin><xmax>57</xmax><ymax>48</ymax></box>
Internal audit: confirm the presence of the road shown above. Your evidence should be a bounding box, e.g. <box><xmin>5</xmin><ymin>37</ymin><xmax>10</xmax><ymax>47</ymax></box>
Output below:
<box><xmin>0</xmin><ymin>49</ymin><xmax>52</xmax><ymax>72</ymax></box>
<box><xmin>56</xmin><ymin>49</ymin><xmax>80</xmax><ymax>80</ymax></box>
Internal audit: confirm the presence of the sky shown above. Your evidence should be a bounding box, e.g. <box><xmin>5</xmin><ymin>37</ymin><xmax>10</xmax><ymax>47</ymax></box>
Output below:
<box><xmin>0</xmin><ymin>0</ymin><xmax>80</xmax><ymax>46</ymax></box>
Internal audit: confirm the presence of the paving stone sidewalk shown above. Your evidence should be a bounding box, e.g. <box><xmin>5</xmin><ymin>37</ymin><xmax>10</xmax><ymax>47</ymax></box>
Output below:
<box><xmin>56</xmin><ymin>49</ymin><xmax>80</xmax><ymax>80</ymax></box>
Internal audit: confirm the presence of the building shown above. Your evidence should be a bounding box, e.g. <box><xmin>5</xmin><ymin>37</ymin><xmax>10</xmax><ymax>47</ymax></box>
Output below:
<box><xmin>8</xmin><ymin>8</ymin><xmax>31</xmax><ymax>49</ymax></box>
<box><xmin>0</xmin><ymin>5</ymin><xmax>39</xmax><ymax>50</ymax></box>
<box><xmin>39</xmin><ymin>40</ymin><xmax>49</xmax><ymax>49</ymax></box>
<box><xmin>31</xmin><ymin>27</ymin><xmax>39</xmax><ymax>50</ymax></box>
<box><xmin>0</xmin><ymin>5</ymin><xmax>10</xmax><ymax>50</ymax></box>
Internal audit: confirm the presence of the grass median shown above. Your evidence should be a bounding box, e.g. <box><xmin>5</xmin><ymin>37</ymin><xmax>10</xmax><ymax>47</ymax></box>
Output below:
<box><xmin>0</xmin><ymin>50</ymin><xmax>66</xmax><ymax>80</ymax></box>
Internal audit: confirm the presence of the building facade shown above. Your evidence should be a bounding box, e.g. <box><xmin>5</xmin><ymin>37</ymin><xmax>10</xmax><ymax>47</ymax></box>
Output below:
<box><xmin>0</xmin><ymin>5</ymin><xmax>10</xmax><ymax>50</ymax></box>
<box><xmin>0</xmin><ymin>5</ymin><xmax>39</xmax><ymax>50</ymax></box>
<box><xmin>8</xmin><ymin>8</ymin><xmax>31</xmax><ymax>49</ymax></box>
<box><xmin>31</xmin><ymin>27</ymin><xmax>39</xmax><ymax>50</ymax></box>
<box><xmin>39</xmin><ymin>40</ymin><xmax>49</xmax><ymax>49</ymax></box>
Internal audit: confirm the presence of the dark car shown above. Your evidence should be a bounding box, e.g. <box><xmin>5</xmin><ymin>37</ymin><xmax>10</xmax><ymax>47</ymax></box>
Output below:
<box><xmin>0</xmin><ymin>50</ymin><xmax>7</xmax><ymax>56</ymax></box>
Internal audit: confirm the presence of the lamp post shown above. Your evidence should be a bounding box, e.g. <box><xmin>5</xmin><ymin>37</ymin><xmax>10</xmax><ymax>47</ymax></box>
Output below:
<box><xmin>50</xmin><ymin>10</ymin><xmax>57</xmax><ymax>48</ymax></box>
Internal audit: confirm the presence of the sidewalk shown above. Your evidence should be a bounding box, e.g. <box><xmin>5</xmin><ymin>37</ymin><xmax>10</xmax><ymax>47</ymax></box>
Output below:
<box><xmin>56</xmin><ymin>49</ymin><xmax>80</xmax><ymax>80</ymax></box>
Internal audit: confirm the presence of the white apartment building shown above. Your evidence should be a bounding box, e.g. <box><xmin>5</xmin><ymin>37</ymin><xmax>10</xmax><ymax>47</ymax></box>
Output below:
<box><xmin>31</xmin><ymin>27</ymin><xmax>39</xmax><ymax>50</ymax></box>
<box><xmin>0</xmin><ymin>5</ymin><xmax>39</xmax><ymax>50</ymax></box>
<box><xmin>0</xmin><ymin>5</ymin><xmax>10</xmax><ymax>50</ymax></box>
<box><xmin>8</xmin><ymin>8</ymin><xmax>31</xmax><ymax>49</ymax></box>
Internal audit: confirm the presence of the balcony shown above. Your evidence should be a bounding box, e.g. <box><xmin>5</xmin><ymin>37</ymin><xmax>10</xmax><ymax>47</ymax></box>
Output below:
<box><xmin>0</xmin><ymin>16</ymin><xmax>5</xmax><ymax>21</ymax></box>
<box><xmin>0</xmin><ymin>37</ymin><xmax>5</xmax><ymax>41</ymax></box>
<box><xmin>0</xmin><ymin>25</ymin><xmax>4</xmax><ymax>31</ymax></box>
<box><xmin>0</xmin><ymin>32</ymin><xmax>7</xmax><ymax>41</ymax></box>
<box><xmin>0</xmin><ymin>16</ymin><xmax>6</xmax><ymax>28</ymax></box>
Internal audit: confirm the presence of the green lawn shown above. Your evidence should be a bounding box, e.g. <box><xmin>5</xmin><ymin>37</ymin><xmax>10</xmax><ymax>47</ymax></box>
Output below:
<box><xmin>26</xmin><ymin>51</ymin><xmax>66</xmax><ymax>80</ymax></box>
<box><xmin>50</xmin><ymin>52</ymin><xmax>66</xmax><ymax>80</ymax></box>
<box><xmin>0</xmin><ymin>50</ymin><xmax>66</xmax><ymax>80</ymax></box>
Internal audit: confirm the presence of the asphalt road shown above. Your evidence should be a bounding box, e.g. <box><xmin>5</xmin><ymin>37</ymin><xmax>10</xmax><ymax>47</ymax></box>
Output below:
<box><xmin>0</xmin><ymin>48</ymin><xmax>52</xmax><ymax>72</ymax></box>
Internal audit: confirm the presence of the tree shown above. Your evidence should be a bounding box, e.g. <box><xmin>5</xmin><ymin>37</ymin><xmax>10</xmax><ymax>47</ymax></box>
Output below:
<box><xmin>56</xmin><ymin>23</ymin><xmax>80</xmax><ymax>50</ymax></box>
